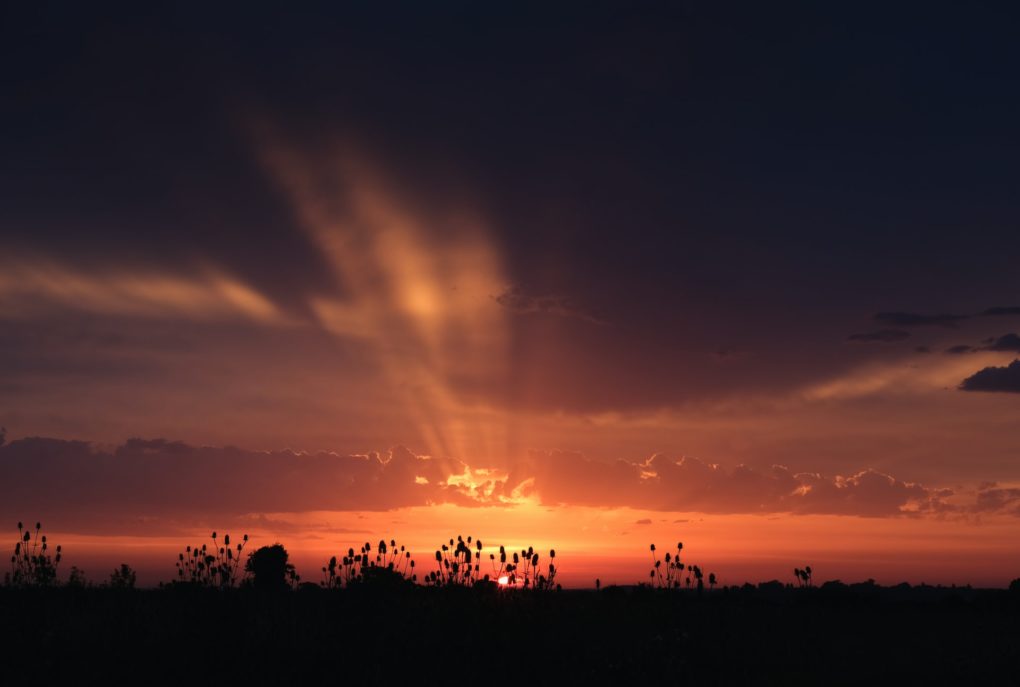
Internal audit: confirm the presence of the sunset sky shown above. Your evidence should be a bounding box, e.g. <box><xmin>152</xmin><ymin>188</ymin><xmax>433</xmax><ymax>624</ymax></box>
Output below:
<box><xmin>2</xmin><ymin>4</ymin><xmax>1019</xmax><ymax>587</ymax></box>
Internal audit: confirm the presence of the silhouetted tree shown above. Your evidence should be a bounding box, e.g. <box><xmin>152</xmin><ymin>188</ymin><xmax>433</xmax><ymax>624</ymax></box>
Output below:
<box><xmin>246</xmin><ymin>543</ymin><xmax>295</xmax><ymax>592</ymax></box>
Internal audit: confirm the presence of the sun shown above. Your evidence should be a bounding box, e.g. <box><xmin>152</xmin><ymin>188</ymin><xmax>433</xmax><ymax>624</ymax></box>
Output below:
<box><xmin>497</xmin><ymin>575</ymin><xmax>509</xmax><ymax>586</ymax></box>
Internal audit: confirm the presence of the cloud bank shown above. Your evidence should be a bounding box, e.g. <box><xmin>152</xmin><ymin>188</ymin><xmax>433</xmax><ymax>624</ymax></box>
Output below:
<box><xmin>501</xmin><ymin>450</ymin><xmax>954</xmax><ymax>517</ymax></box>
<box><xmin>3</xmin><ymin>436</ymin><xmax>1014</xmax><ymax>533</ymax></box>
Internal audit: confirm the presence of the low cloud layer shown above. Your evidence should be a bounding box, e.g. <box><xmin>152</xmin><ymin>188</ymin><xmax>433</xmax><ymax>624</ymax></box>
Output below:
<box><xmin>3</xmin><ymin>436</ymin><xmax>1014</xmax><ymax>533</ymax></box>
<box><xmin>502</xmin><ymin>450</ymin><xmax>955</xmax><ymax>517</ymax></box>
<box><xmin>0</xmin><ymin>437</ymin><xmax>482</xmax><ymax>532</ymax></box>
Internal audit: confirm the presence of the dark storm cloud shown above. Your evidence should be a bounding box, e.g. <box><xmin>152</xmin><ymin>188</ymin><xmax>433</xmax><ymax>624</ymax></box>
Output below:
<box><xmin>847</xmin><ymin>329</ymin><xmax>910</xmax><ymax>343</ymax></box>
<box><xmin>873</xmin><ymin>312</ymin><xmax>970</xmax><ymax>328</ymax></box>
<box><xmin>959</xmin><ymin>360</ymin><xmax>1020</xmax><ymax>393</ymax></box>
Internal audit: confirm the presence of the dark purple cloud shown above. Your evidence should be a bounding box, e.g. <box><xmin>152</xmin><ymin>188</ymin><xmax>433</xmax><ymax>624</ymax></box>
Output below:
<box><xmin>984</xmin><ymin>333</ymin><xmax>1020</xmax><ymax>353</ymax></box>
<box><xmin>959</xmin><ymin>360</ymin><xmax>1020</xmax><ymax>393</ymax></box>
<box><xmin>0</xmin><ymin>437</ymin><xmax>483</xmax><ymax>532</ymax></box>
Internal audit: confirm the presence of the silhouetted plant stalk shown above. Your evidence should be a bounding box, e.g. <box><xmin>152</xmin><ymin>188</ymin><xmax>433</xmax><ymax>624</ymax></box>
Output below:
<box><xmin>6</xmin><ymin>522</ymin><xmax>62</xmax><ymax>587</ymax></box>
<box><xmin>174</xmin><ymin>531</ymin><xmax>249</xmax><ymax>588</ymax></box>
<box><xmin>322</xmin><ymin>539</ymin><xmax>416</xmax><ymax>588</ymax></box>
<box><xmin>425</xmin><ymin>535</ymin><xmax>484</xmax><ymax>587</ymax></box>
<box><xmin>793</xmin><ymin>566</ymin><xmax>813</xmax><ymax>588</ymax></box>
<box><xmin>419</xmin><ymin>537</ymin><xmax>559</xmax><ymax>590</ymax></box>
<box><xmin>496</xmin><ymin>546</ymin><xmax>558</xmax><ymax>590</ymax></box>
<box><xmin>649</xmin><ymin>542</ymin><xmax>714</xmax><ymax>592</ymax></box>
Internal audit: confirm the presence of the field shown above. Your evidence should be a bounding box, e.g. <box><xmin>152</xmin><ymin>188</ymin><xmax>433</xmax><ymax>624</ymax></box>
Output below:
<box><xmin>4</xmin><ymin>582</ymin><xmax>1019</xmax><ymax>685</ymax></box>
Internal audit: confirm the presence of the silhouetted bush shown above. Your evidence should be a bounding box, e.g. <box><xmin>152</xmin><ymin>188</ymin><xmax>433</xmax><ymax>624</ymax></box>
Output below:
<box><xmin>108</xmin><ymin>564</ymin><xmax>137</xmax><ymax>589</ymax></box>
<box><xmin>246</xmin><ymin>543</ymin><xmax>297</xmax><ymax>591</ymax></box>
<box><xmin>66</xmin><ymin>566</ymin><xmax>88</xmax><ymax>588</ymax></box>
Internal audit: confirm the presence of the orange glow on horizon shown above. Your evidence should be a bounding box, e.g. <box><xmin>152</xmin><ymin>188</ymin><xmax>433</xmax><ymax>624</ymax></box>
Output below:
<box><xmin>41</xmin><ymin>504</ymin><xmax>1020</xmax><ymax>589</ymax></box>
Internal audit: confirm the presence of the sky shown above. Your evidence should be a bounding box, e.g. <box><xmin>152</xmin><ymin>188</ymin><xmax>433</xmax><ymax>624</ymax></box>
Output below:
<box><xmin>2</xmin><ymin>3</ymin><xmax>1020</xmax><ymax>587</ymax></box>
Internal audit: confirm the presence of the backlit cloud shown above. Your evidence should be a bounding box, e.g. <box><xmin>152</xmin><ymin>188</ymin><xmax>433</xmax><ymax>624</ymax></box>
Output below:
<box><xmin>2</xmin><ymin>434</ymin><xmax>988</xmax><ymax>535</ymax></box>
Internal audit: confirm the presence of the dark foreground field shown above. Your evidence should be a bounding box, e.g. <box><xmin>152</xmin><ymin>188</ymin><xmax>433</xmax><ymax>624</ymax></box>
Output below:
<box><xmin>4</xmin><ymin>583</ymin><xmax>1020</xmax><ymax>685</ymax></box>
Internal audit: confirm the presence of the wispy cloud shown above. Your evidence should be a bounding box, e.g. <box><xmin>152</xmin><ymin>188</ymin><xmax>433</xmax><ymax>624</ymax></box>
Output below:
<box><xmin>254</xmin><ymin>131</ymin><xmax>514</xmax><ymax>460</ymax></box>
<box><xmin>494</xmin><ymin>286</ymin><xmax>607</xmax><ymax>325</ymax></box>
<box><xmin>0</xmin><ymin>260</ymin><xmax>284</xmax><ymax>324</ymax></box>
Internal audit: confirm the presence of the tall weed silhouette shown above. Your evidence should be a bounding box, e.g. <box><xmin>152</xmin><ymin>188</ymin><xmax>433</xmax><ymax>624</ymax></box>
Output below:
<box><xmin>649</xmin><ymin>542</ymin><xmax>714</xmax><ymax>592</ymax></box>
<box><xmin>6</xmin><ymin>522</ymin><xmax>62</xmax><ymax>587</ymax></box>
<box><xmin>174</xmin><ymin>531</ymin><xmax>249</xmax><ymax>588</ymax></box>
<box><xmin>322</xmin><ymin>539</ymin><xmax>416</xmax><ymax>588</ymax></box>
